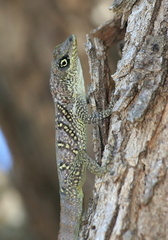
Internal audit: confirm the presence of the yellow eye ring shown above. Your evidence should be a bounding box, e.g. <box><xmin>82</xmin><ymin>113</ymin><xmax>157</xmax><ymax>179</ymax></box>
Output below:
<box><xmin>60</xmin><ymin>59</ymin><xmax>68</xmax><ymax>67</ymax></box>
<box><xmin>58</xmin><ymin>55</ymin><xmax>70</xmax><ymax>69</ymax></box>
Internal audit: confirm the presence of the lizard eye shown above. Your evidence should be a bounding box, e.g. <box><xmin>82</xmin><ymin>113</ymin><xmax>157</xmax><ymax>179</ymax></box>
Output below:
<box><xmin>58</xmin><ymin>55</ymin><xmax>70</xmax><ymax>69</ymax></box>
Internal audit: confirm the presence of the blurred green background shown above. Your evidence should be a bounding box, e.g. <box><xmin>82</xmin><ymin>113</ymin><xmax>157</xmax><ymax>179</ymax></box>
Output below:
<box><xmin>0</xmin><ymin>1</ymin><xmax>115</xmax><ymax>239</ymax></box>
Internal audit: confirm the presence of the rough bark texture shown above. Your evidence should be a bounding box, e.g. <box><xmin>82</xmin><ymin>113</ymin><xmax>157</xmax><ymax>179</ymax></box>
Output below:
<box><xmin>81</xmin><ymin>0</ymin><xmax>168</xmax><ymax>239</ymax></box>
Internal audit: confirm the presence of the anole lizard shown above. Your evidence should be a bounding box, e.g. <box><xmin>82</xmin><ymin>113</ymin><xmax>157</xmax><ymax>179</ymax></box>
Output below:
<box><xmin>50</xmin><ymin>35</ymin><xmax>113</xmax><ymax>240</ymax></box>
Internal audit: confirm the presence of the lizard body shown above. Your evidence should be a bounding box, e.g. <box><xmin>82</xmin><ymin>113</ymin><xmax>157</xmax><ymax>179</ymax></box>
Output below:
<box><xmin>50</xmin><ymin>35</ymin><xmax>112</xmax><ymax>240</ymax></box>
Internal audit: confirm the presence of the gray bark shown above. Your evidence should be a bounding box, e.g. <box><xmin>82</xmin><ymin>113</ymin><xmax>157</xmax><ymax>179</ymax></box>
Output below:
<box><xmin>81</xmin><ymin>0</ymin><xmax>168</xmax><ymax>239</ymax></box>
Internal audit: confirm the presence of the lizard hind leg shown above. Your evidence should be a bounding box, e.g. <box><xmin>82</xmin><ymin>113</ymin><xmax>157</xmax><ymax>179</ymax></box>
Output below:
<box><xmin>83</xmin><ymin>151</ymin><xmax>109</xmax><ymax>176</ymax></box>
<box><xmin>58</xmin><ymin>150</ymin><xmax>109</xmax><ymax>240</ymax></box>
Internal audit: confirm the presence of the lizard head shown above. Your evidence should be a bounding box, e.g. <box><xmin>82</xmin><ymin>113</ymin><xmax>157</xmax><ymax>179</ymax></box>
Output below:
<box><xmin>50</xmin><ymin>34</ymin><xmax>83</xmax><ymax>104</ymax></box>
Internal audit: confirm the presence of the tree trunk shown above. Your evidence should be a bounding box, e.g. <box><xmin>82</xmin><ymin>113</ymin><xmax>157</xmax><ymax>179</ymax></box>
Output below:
<box><xmin>81</xmin><ymin>0</ymin><xmax>168</xmax><ymax>239</ymax></box>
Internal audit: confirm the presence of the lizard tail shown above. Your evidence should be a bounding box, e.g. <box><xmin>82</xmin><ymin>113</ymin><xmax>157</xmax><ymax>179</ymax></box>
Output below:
<box><xmin>58</xmin><ymin>193</ymin><xmax>83</xmax><ymax>240</ymax></box>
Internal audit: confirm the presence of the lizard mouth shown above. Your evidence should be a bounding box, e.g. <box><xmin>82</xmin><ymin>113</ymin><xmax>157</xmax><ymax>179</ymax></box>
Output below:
<box><xmin>61</xmin><ymin>34</ymin><xmax>77</xmax><ymax>53</ymax></box>
<box><xmin>67</xmin><ymin>34</ymin><xmax>78</xmax><ymax>61</ymax></box>
<box><xmin>68</xmin><ymin>34</ymin><xmax>77</xmax><ymax>44</ymax></box>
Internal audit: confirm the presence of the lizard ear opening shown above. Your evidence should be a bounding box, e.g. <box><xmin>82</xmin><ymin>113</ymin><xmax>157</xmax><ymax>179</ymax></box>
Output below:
<box><xmin>58</xmin><ymin>55</ymin><xmax>70</xmax><ymax>69</ymax></box>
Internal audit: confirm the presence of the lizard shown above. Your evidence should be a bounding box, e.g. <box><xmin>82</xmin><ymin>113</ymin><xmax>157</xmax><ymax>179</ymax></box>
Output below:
<box><xmin>50</xmin><ymin>34</ymin><xmax>113</xmax><ymax>240</ymax></box>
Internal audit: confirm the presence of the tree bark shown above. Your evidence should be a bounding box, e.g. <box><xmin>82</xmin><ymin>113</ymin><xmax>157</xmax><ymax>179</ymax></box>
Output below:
<box><xmin>81</xmin><ymin>0</ymin><xmax>168</xmax><ymax>239</ymax></box>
